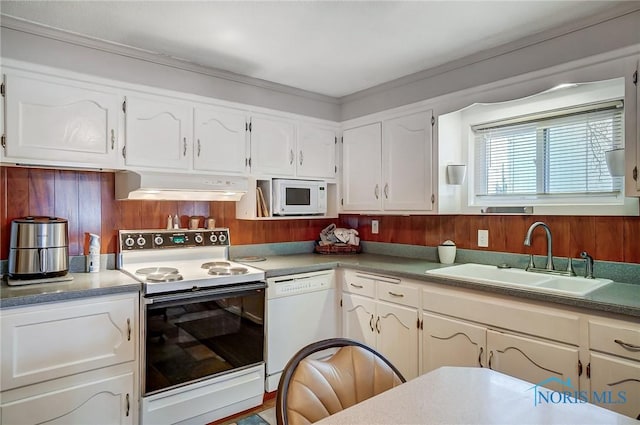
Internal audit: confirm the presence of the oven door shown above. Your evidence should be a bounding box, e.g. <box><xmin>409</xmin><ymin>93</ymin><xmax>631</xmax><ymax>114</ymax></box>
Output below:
<box><xmin>142</xmin><ymin>282</ymin><xmax>265</xmax><ymax>396</ymax></box>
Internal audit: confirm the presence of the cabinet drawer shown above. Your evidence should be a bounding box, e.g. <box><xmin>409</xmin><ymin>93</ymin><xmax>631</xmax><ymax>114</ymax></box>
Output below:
<box><xmin>1</xmin><ymin>293</ymin><xmax>137</xmax><ymax>390</ymax></box>
<box><xmin>589</xmin><ymin>319</ymin><xmax>640</xmax><ymax>361</ymax></box>
<box><xmin>342</xmin><ymin>271</ymin><xmax>376</xmax><ymax>298</ymax></box>
<box><xmin>377</xmin><ymin>281</ymin><xmax>419</xmax><ymax>308</ymax></box>
<box><xmin>422</xmin><ymin>286</ymin><xmax>580</xmax><ymax>345</ymax></box>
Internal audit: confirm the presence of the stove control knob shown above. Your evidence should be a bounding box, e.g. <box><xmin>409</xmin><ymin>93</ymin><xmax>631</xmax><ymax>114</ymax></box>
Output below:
<box><xmin>136</xmin><ymin>236</ymin><xmax>146</xmax><ymax>247</ymax></box>
<box><xmin>124</xmin><ymin>237</ymin><xmax>135</xmax><ymax>248</ymax></box>
<box><xmin>218</xmin><ymin>233</ymin><xmax>227</xmax><ymax>243</ymax></box>
<box><xmin>154</xmin><ymin>236</ymin><xmax>164</xmax><ymax>246</ymax></box>
<box><xmin>209</xmin><ymin>233</ymin><xmax>218</xmax><ymax>243</ymax></box>
<box><xmin>194</xmin><ymin>234</ymin><xmax>203</xmax><ymax>244</ymax></box>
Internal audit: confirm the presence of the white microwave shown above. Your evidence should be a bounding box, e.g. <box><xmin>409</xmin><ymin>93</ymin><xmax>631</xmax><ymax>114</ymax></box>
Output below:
<box><xmin>272</xmin><ymin>179</ymin><xmax>327</xmax><ymax>216</ymax></box>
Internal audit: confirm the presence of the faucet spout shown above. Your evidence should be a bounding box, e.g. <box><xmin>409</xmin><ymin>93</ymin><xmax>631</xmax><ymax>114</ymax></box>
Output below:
<box><xmin>524</xmin><ymin>221</ymin><xmax>555</xmax><ymax>271</ymax></box>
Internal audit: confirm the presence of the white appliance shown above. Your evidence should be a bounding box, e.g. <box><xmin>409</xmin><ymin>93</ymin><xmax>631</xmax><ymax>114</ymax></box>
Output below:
<box><xmin>265</xmin><ymin>270</ymin><xmax>340</xmax><ymax>392</ymax></box>
<box><xmin>118</xmin><ymin>228</ymin><xmax>266</xmax><ymax>425</ymax></box>
<box><xmin>272</xmin><ymin>179</ymin><xmax>327</xmax><ymax>216</ymax></box>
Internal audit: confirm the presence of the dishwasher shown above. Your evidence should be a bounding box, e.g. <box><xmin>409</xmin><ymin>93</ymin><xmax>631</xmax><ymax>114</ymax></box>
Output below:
<box><xmin>265</xmin><ymin>270</ymin><xmax>340</xmax><ymax>392</ymax></box>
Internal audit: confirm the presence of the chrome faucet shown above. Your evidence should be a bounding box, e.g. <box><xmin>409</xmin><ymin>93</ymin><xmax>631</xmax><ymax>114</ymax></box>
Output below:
<box><xmin>580</xmin><ymin>251</ymin><xmax>594</xmax><ymax>279</ymax></box>
<box><xmin>523</xmin><ymin>221</ymin><xmax>555</xmax><ymax>271</ymax></box>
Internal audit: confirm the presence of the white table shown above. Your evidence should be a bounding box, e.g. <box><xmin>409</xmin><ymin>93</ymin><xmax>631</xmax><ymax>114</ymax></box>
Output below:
<box><xmin>314</xmin><ymin>367</ymin><xmax>637</xmax><ymax>424</ymax></box>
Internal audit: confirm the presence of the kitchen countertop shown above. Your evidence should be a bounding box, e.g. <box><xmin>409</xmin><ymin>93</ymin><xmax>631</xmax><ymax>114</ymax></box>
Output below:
<box><xmin>0</xmin><ymin>270</ymin><xmax>140</xmax><ymax>309</ymax></box>
<box><xmin>2</xmin><ymin>253</ymin><xmax>638</xmax><ymax>317</ymax></box>
<box><xmin>243</xmin><ymin>253</ymin><xmax>640</xmax><ymax>318</ymax></box>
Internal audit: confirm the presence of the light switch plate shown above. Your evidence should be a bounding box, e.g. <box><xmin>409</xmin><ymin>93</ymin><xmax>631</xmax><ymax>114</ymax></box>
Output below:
<box><xmin>478</xmin><ymin>229</ymin><xmax>489</xmax><ymax>247</ymax></box>
<box><xmin>372</xmin><ymin>220</ymin><xmax>379</xmax><ymax>234</ymax></box>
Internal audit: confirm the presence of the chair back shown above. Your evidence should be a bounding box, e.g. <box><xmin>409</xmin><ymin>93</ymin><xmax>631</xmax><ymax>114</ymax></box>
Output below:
<box><xmin>276</xmin><ymin>338</ymin><xmax>406</xmax><ymax>425</ymax></box>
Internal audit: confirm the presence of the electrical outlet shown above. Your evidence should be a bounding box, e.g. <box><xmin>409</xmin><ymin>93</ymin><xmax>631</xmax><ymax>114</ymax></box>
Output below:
<box><xmin>478</xmin><ymin>229</ymin><xmax>489</xmax><ymax>247</ymax></box>
<box><xmin>372</xmin><ymin>220</ymin><xmax>379</xmax><ymax>234</ymax></box>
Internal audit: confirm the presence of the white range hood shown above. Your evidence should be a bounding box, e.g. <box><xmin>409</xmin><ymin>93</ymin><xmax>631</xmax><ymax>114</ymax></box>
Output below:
<box><xmin>115</xmin><ymin>171</ymin><xmax>248</xmax><ymax>201</ymax></box>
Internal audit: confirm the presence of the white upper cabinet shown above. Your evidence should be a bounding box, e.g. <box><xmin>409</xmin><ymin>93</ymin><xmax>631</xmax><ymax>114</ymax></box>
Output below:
<box><xmin>342</xmin><ymin>122</ymin><xmax>383</xmax><ymax>211</ymax></box>
<box><xmin>123</xmin><ymin>94</ymin><xmax>193</xmax><ymax>170</ymax></box>
<box><xmin>2</xmin><ymin>70</ymin><xmax>121</xmax><ymax>169</ymax></box>
<box><xmin>249</xmin><ymin>114</ymin><xmax>296</xmax><ymax>177</ymax></box>
<box><xmin>628</xmin><ymin>56</ymin><xmax>640</xmax><ymax>195</ymax></box>
<box><xmin>342</xmin><ymin>110</ymin><xmax>434</xmax><ymax>213</ymax></box>
<box><xmin>193</xmin><ymin>106</ymin><xmax>248</xmax><ymax>175</ymax></box>
<box><xmin>296</xmin><ymin>123</ymin><xmax>336</xmax><ymax>179</ymax></box>
<box><xmin>383</xmin><ymin>111</ymin><xmax>433</xmax><ymax>211</ymax></box>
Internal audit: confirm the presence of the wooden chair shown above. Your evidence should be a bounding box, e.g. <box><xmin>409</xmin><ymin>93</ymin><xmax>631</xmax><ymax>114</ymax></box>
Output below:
<box><xmin>276</xmin><ymin>338</ymin><xmax>406</xmax><ymax>425</ymax></box>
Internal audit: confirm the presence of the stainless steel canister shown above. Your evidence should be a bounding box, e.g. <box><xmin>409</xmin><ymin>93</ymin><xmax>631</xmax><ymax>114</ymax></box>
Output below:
<box><xmin>8</xmin><ymin>216</ymin><xmax>69</xmax><ymax>279</ymax></box>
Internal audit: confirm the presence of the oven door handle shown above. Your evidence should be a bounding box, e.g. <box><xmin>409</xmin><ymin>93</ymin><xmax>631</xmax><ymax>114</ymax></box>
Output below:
<box><xmin>145</xmin><ymin>281</ymin><xmax>267</xmax><ymax>304</ymax></box>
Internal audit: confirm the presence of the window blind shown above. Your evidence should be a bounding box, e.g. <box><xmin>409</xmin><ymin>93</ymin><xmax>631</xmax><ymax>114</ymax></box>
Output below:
<box><xmin>473</xmin><ymin>101</ymin><xmax>623</xmax><ymax>201</ymax></box>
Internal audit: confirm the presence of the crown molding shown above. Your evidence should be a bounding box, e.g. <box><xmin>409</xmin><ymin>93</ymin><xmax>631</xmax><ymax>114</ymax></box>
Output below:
<box><xmin>0</xmin><ymin>14</ymin><xmax>340</xmax><ymax>105</ymax></box>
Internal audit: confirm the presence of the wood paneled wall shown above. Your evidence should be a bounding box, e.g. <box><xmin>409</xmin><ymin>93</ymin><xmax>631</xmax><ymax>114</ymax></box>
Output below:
<box><xmin>0</xmin><ymin>167</ymin><xmax>334</xmax><ymax>258</ymax></box>
<box><xmin>1</xmin><ymin>167</ymin><xmax>638</xmax><ymax>264</ymax></box>
<box><xmin>341</xmin><ymin>214</ymin><xmax>640</xmax><ymax>264</ymax></box>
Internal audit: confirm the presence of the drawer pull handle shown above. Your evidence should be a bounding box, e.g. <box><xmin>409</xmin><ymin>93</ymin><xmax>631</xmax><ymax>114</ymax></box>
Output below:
<box><xmin>126</xmin><ymin>393</ymin><xmax>130</xmax><ymax>417</ymax></box>
<box><xmin>488</xmin><ymin>350</ymin><xmax>494</xmax><ymax>369</ymax></box>
<box><xmin>614</xmin><ymin>339</ymin><xmax>640</xmax><ymax>351</ymax></box>
<box><xmin>350</xmin><ymin>283</ymin><xmax>364</xmax><ymax>289</ymax></box>
<box><xmin>388</xmin><ymin>291</ymin><xmax>404</xmax><ymax>297</ymax></box>
<box><xmin>127</xmin><ymin>318</ymin><xmax>131</xmax><ymax>341</ymax></box>
<box><xmin>369</xmin><ymin>315</ymin><xmax>374</xmax><ymax>332</ymax></box>
<box><xmin>375</xmin><ymin>316</ymin><xmax>381</xmax><ymax>334</ymax></box>
<box><xmin>478</xmin><ymin>346</ymin><xmax>484</xmax><ymax>368</ymax></box>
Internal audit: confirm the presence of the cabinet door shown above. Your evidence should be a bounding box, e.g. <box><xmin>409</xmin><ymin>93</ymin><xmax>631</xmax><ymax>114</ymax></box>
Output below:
<box><xmin>1</xmin><ymin>372</ymin><xmax>133</xmax><ymax>425</ymax></box>
<box><xmin>342</xmin><ymin>293</ymin><xmax>376</xmax><ymax>348</ymax></box>
<box><xmin>487</xmin><ymin>330</ymin><xmax>579</xmax><ymax>392</ymax></box>
<box><xmin>377</xmin><ymin>301</ymin><xmax>419</xmax><ymax>380</ymax></box>
<box><xmin>4</xmin><ymin>71</ymin><xmax>121</xmax><ymax>168</ymax></box>
<box><xmin>422</xmin><ymin>313</ymin><xmax>486</xmax><ymax>373</ymax></box>
<box><xmin>589</xmin><ymin>352</ymin><xmax>640</xmax><ymax>419</ymax></box>
<box><xmin>124</xmin><ymin>94</ymin><xmax>192</xmax><ymax>170</ymax></box>
<box><xmin>342</xmin><ymin>123</ymin><xmax>382</xmax><ymax>211</ymax></box>
<box><xmin>193</xmin><ymin>106</ymin><xmax>248</xmax><ymax>174</ymax></box>
<box><xmin>1</xmin><ymin>294</ymin><xmax>137</xmax><ymax>390</ymax></box>
<box><xmin>297</xmin><ymin>123</ymin><xmax>336</xmax><ymax>179</ymax></box>
<box><xmin>250</xmin><ymin>115</ymin><xmax>295</xmax><ymax>176</ymax></box>
<box><xmin>382</xmin><ymin>111</ymin><xmax>433</xmax><ymax>211</ymax></box>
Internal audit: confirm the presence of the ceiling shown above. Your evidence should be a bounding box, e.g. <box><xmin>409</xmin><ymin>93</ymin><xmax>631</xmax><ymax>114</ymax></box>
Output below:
<box><xmin>0</xmin><ymin>1</ymin><xmax>634</xmax><ymax>98</ymax></box>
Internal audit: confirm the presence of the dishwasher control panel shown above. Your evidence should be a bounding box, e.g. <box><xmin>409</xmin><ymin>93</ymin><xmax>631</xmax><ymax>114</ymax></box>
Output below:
<box><xmin>267</xmin><ymin>271</ymin><xmax>334</xmax><ymax>298</ymax></box>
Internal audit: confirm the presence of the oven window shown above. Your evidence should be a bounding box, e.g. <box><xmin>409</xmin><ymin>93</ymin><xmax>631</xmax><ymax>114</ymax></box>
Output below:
<box><xmin>144</xmin><ymin>289</ymin><xmax>264</xmax><ymax>394</ymax></box>
<box><xmin>285</xmin><ymin>187</ymin><xmax>311</xmax><ymax>205</ymax></box>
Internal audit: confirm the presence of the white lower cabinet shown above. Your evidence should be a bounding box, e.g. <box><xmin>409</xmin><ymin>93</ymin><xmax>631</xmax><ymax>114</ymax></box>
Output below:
<box><xmin>421</xmin><ymin>312</ymin><xmax>579</xmax><ymax>392</ymax></box>
<box><xmin>0</xmin><ymin>293</ymin><xmax>138</xmax><ymax>425</ymax></box>
<box><xmin>341</xmin><ymin>270</ymin><xmax>419</xmax><ymax>380</ymax></box>
<box><xmin>486</xmin><ymin>329</ymin><xmax>579</xmax><ymax>392</ymax></box>
<box><xmin>587</xmin><ymin>317</ymin><xmax>640</xmax><ymax>419</ymax></box>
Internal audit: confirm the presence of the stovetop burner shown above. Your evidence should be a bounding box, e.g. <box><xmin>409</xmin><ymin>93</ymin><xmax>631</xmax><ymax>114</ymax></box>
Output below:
<box><xmin>208</xmin><ymin>266</ymin><xmax>249</xmax><ymax>276</ymax></box>
<box><xmin>146</xmin><ymin>272</ymin><xmax>184</xmax><ymax>282</ymax></box>
<box><xmin>136</xmin><ymin>267</ymin><xmax>180</xmax><ymax>275</ymax></box>
<box><xmin>201</xmin><ymin>261</ymin><xmax>232</xmax><ymax>269</ymax></box>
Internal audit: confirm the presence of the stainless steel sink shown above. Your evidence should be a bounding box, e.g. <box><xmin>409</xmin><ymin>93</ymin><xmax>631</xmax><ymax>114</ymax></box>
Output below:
<box><xmin>426</xmin><ymin>263</ymin><xmax>611</xmax><ymax>296</ymax></box>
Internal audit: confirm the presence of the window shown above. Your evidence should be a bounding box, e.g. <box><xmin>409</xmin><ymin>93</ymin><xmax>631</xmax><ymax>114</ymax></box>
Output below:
<box><xmin>472</xmin><ymin>100</ymin><xmax>623</xmax><ymax>204</ymax></box>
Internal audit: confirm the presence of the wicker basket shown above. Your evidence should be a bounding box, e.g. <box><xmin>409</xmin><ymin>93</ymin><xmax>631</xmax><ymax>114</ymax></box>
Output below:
<box><xmin>314</xmin><ymin>243</ymin><xmax>361</xmax><ymax>255</ymax></box>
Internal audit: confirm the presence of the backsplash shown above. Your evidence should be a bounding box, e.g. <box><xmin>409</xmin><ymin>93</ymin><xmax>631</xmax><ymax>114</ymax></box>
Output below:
<box><xmin>1</xmin><ymin>167</ymin><xmax>639</xmax><ymax>264</ymax></box>
<box><xmin>0</xmin><ymin>167</ymin><xmax>335</xmax><ymax>259</ymax></box>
